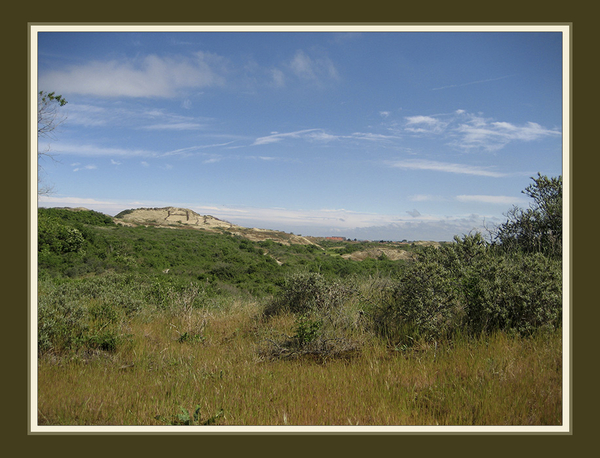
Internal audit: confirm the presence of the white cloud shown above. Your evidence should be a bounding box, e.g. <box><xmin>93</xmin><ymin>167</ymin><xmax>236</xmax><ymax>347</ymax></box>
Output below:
<box><xmin>400</xmin><ymin>110</ymin><xmax>561</xmax><ymax>152</ymax></box>
<box><xmin>388</xmin><ymin>159</ymin><xmax>506</xmax><ymax>177</ymax></box>
<box><xmin>456</xmin><ymin>195</ymin><xmax>529</xmax><ymax>205</ymax></box>
<box><xmin>404</xmin><ymin>115</ymin><xmax>447</xmax><ymax>134</ymax></box>
<box><xmin>289</xmin><ymin>50</ymin><xmax>317</xmax><ymax>79</ymax></box>
<box><xmin>345</xmin><ymin>214</ymin><xmax>496</xmax><ymax>242</ymax></box>
<box><xmin>271</xmin><ymin>68</ymin><xmax>285</xmax><ymax>87</ymax></box>
<box><xmin>252</xmin><ymin>128</ymin><xmax>326</xmax><ymax>146</ymax></box>
<box><xmin>63</xmin><ymin>102</ymin><xmax>216</xmax><ymax>134</ymax></box>
<box><xmin>453</xmin><ymin>115</ymin><xmax>561</xmax><ymax>152</ymax></box>
<box><xmin>39</xmin><ymin>51</ymin><xmax>228</xmax><ymax>98</ymax></box>
<box><xmin>52</xmin><ymin>142</ymin><xmax>158</xmax><ymax>158</ymax></box>
<box><xmin>72</xmin><ymin>163</ymin><xmax>96</xmax><ymax>172</ymax></box>
<box><xmin>349</xmin><ymin>132</ymin><xmax>400</xmax><ymax>142</ymax></box>
<box><xmin>203</xmin><ymin>157</ymin><xmax>222</xmax><ymax>164</ymax></box>
<box><xmin>209</xmin><ymin>205</ymin><xmax>492</xmax><ymax>241</ymax></box>
<box><xmin>405</xmin><ymin>115</ymin><xmax>438</xmax><ymax>126</ymax></box>
<box><xmin>140</xmin><ymin>161</ymin><xmax>149</xmax><ymax>167</ymax></box>
<box><xmin>305</xmin><ymin>131</ymin><xmax>338</xmax><ymax>142</ymax></box>
<box><xmin>252</xmin><ymin>128</ymin><xmax>402</xmax><ymax>147</ymax></box>
<box><xmin>162</xmin><ymin>142</ymin><xmax>235</xmax><ymax>157</ymax></box>
<box><xmin>142</xmin><ymin>122</ymin><xmax>207</xmax><ymax>131</ymax></box>
<box><xmin>288</xmin><ymin>50</ymin><xmax>339</xmax><ymax>82</ymax></box>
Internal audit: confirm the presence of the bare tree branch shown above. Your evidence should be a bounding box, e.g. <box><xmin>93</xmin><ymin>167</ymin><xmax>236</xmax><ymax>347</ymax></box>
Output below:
<box><xmin>37</xmin><ymin>91</ymin><xmax>67</xmax><ymax>196</ymax></box>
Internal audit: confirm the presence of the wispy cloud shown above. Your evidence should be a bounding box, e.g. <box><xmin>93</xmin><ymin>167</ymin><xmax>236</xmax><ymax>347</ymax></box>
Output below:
<box><xmin>397</xmin><ymin>110</ymin><xmax>561</xmax><ymax>152</ymax></box>
<box><xmin>431</xmin><ymin>75</ymin><xmax>515</xmax><ymax>91</ymax></box>
<box><xmin>64</xmin><ymin>102</ymin><xmax>216</xmax><ymax>134</ymax></box>
<box><xmin>142</xmin><ymin>122</ymin><xmax>208</xmax><ymax>131</ymax></box>
<box><xmin>454</xmin><ymin>118</ymin><xmax>561</xmax><ymax>152</ymax></box>
<box><xmin>388</xmin><ymin>159</ymin><xmax>507</xmax><ymax>177</ymax></box>
<box><xmin>288</xmin><ymin>50</ymin><xmax>339</xmax><ymax>82</ymax></box>
<box><xmin>456</xmin><ymin>194</ymin><xmax>529</xmax><ymax>205</ymax></box>
<box><xmin>251</xmin><ymin>128</ymin><xmax>400</xmax><ymax>147</ymax></box>
<box><xmin>64</xmin><ymin>104</ymin><xmax>111</xmax><ymax>127</ymax></box>
<box><xmin>271</xmin><ymin>68</ymin><xmax>285</xmax><ymax>87</ymax></box>
<box><xmin>203</xmin><ymin>157</ymin><xmax>222</xmax><ymax>164</ymax></box>
<box><xmin>349</xmin><ymin>132</ymin><xmax>401</xmax><ymax>142</ymax></box>
<box><xmin>49</xmin><ymin>140</ymin><xmax>236</xmax><ymax>160</ymax></box>
<box><xmin>252</xmin><ymin>129</ymin><xmax>328</xmax><ymax>146</ymax></box>
<box><xmin>53</xmin><ymin>142</ymin><xmax>158</xmax><ymax>158</ymax></box>
<box><xmin>40</xmin><ymin>45</ymin><xmax>346</xmax><ymax>101</ymax></box>
<box><xmin>404</xmin><ymin>115</ymin><xmax>448</xmax><ymax>134</ymax></box>
<box><xmin>162</xmin><ymin>142</ymin><xmax>235</xmax><ymax>157</ymax></box>
<box><xmin>39</xmin><ymin>51</ymin><xmax>228</xmax><ymax>98</ymax></box>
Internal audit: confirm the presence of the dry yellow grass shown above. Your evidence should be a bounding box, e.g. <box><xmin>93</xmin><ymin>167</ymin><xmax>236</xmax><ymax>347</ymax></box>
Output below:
<box><xmin>37</xmin><ymin>299</ymin><xmax>562</xmax><ymax>426</ymax></box>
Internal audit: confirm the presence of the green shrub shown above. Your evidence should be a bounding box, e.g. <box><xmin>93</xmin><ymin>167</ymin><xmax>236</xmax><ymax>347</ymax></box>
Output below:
<box><xmin>37</xmin><ymin>273</ymin><xmax>156</xmax><ymax>355</ymax></box>
<box><xmin>292</xmin><ymin>314</ymin><xmax>323</xmax><ymax>344</ymax></box>
<box><xmin>260</xmin><ymin>272</ymin><xmax>366</xmax><ymax>361</ymax></box>
<box><xmin>462</xmin><ymin>252</ymin><xmax>562</xmax><ymax>335</ymax></box>
<box><xmin>372</xmin><ymin>233</ymin><xmax>562</xmax><ymax>344</ymax></box>
<box><xmin>38</xmin><ymin>212</ymin><xmax>86</xmax><ymax>255</ymax></box>
<box><xmin>262</xmin><ymin>272</ymin><xmax>355</xmax><ymax>317</ymax></box>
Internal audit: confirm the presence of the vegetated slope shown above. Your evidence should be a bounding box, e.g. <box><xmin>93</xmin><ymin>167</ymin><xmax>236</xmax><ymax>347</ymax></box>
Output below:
<box><xmin>38</xmin><ymin>207</ymin><xmax>409</xmax><ymax>296</ymax></box>
<box><xmin>114</xmin><ymin>206</ymin><xmax>316</xmax><ymax>246</ymax></box>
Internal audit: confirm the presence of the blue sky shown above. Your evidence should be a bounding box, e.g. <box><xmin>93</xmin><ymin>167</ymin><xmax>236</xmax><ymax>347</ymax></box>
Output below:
<box><xmin>35</xmin><ymin>26</ymin><xmax>565</xmax><ymax>241</ymax></box>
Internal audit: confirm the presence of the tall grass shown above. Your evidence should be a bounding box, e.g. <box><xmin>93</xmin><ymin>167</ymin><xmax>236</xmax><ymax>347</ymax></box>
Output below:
<box><xmin>38</xmin><ymin>290</ymin><xmax>561</xmax><ymax>426</ymax></box>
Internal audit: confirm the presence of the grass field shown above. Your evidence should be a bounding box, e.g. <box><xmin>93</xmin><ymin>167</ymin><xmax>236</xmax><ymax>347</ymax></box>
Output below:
<box><xmin>37</xmin><ymin>296</ymin><xmax>562</xmax><ymax>426</ymax></box>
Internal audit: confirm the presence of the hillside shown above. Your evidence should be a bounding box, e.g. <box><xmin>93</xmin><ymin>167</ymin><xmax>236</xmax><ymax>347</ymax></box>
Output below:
<box><xmin>38</xmin><ymin>207</ymin><xmax>414</xmax><ymax>296</ymax></box>
<box><xmin>114</xmin><ymin>206</ymin><xmax>316</xmax><ymax>246</ymax></box>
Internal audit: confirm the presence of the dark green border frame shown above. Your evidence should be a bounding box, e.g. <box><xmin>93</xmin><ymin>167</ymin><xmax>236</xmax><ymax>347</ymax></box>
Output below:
<box><xmin>10</xmin><ymin>0</ymin><xmax>594</xmax><ymax>455</ymax></box>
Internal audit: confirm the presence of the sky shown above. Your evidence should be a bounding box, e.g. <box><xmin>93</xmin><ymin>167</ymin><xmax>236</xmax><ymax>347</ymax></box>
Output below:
<box><xmin>34</xmin><ymin>26</ymin><xmax>565</xmax><ymax>241</ymax></box>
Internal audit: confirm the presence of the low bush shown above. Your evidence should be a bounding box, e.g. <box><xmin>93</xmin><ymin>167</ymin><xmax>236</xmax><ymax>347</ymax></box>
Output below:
<box><xmin>262</xmin><ymin>271</ymin><xmax>356</xmax><ymax>317</ymax></box>
<box><xmin>37</xmin><ymin>273</ymin><xmax>212</xmax><ymax>356</ymax></box>
<box><xmin>260</xmin><ymin>272</ymin><xmax>367</xmax><ymax>361</ymax></box>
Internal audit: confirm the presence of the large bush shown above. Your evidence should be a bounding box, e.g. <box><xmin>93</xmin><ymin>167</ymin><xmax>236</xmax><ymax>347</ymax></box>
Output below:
<box><xmin>462</xmin><ymin>251</ymin><xmax>562</xmax><ymax>335</ymax></box>
<box><xmin>372</xmin><ymin>233</ymin><xmax>562</xmax><ymax>344</ymax></box>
